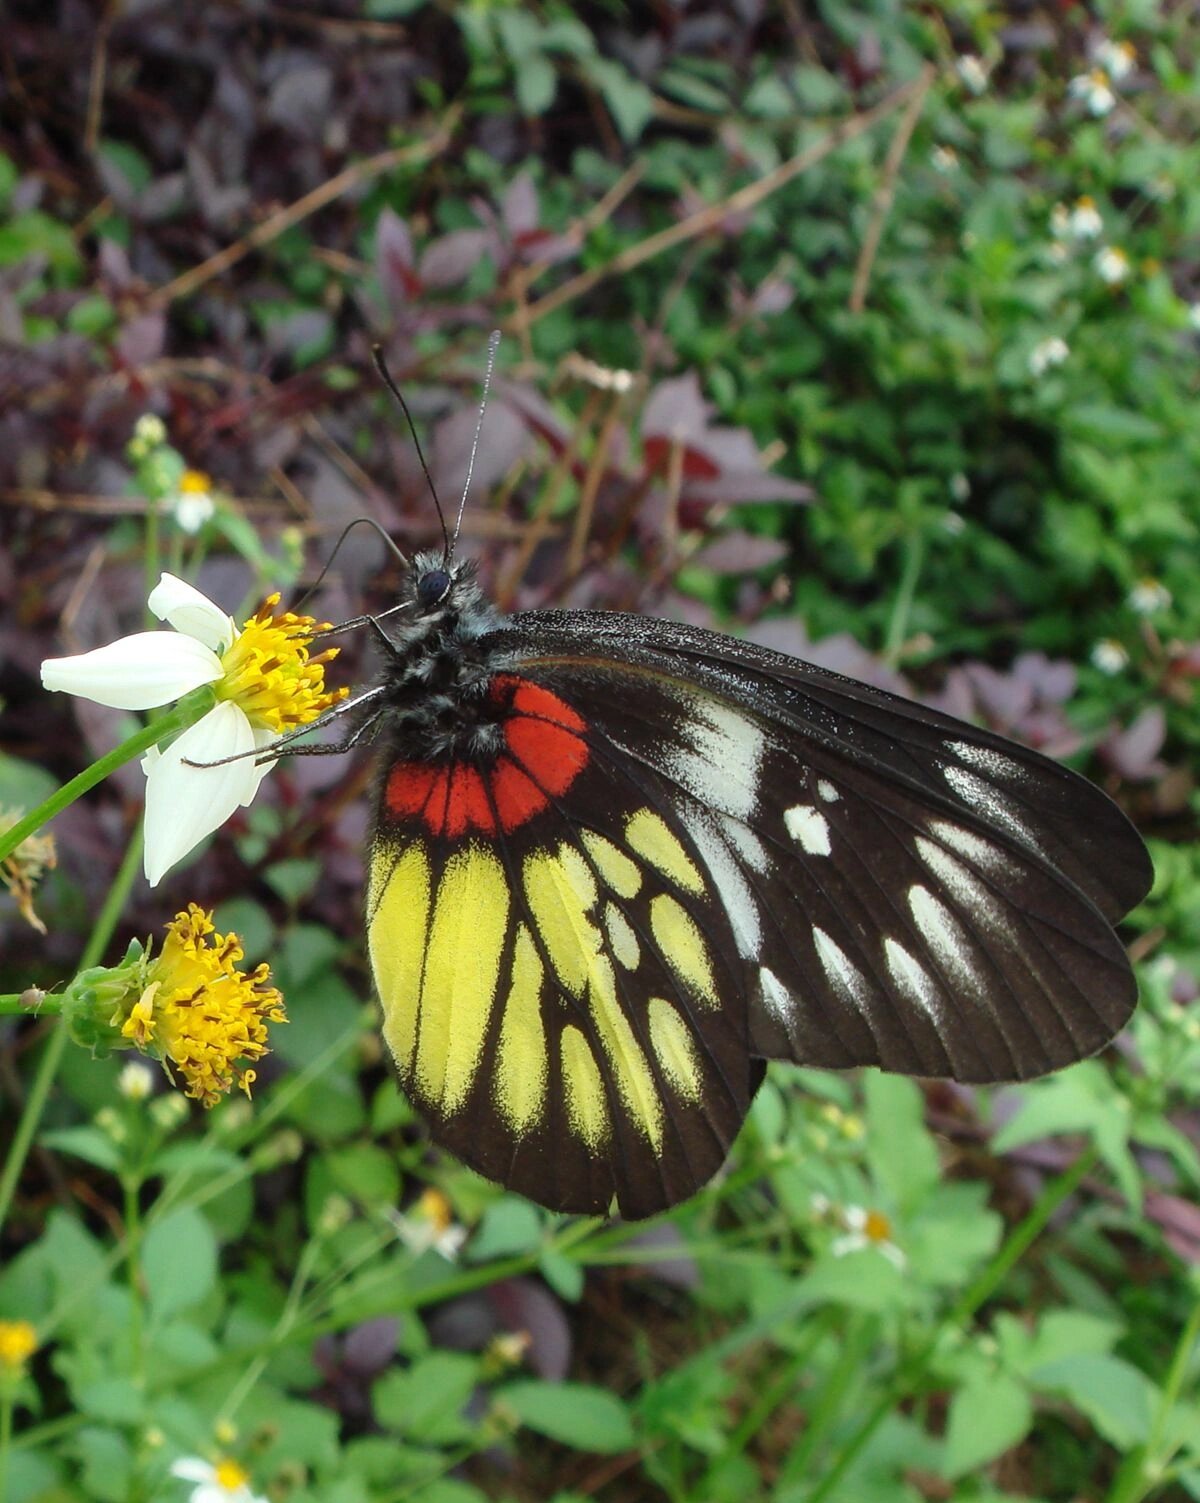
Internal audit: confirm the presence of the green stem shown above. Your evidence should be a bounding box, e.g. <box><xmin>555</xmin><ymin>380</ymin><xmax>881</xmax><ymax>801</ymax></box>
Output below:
<box><xmin>0</xmin><ymin>1387</ymin><xmax>12</xmax><ymax>1503</ymax></box>
<box><xmin>0</xmin><ymin>998</ymin><xmax>63</xmax><ymax>1017</ymax></box>
<box><xmin>122</xmin><ymin>1174</ymin><xmax>146</xmax><ymax>1386</ymax></box>
<box><xmin>0</xmin><ymin>691</ymin><xmax>214</xmax><ymax>865</ymax></box>
<box><xmin>883</xmin><ymin>531</ymin><xmax>926</xmax><ymax>665</ymax></box>
<box><xmin>0</xmin><ymin>832</ymin><xmax>144</xmax><ymax>1232</ymax></box>
<box><xmin>1105</xmin><ymin>1292</ymin><xmax>1200</xmax><ymax>1503</ymax></box>
<box><xmin>805</xmin><ymin>1147</ymin><xmax>1098</xmax><ymax>1503</ymax></box>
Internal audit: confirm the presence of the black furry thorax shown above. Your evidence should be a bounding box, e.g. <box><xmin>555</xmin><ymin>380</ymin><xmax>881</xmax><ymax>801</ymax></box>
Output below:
<box><xmin>373</xmin><ymin>552</ymin><xmax>514</xmax><ymax>763</ymax></box>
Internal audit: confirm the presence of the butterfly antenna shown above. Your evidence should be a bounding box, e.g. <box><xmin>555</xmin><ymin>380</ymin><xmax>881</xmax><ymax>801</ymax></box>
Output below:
<box><xmin>294</xmin><ymin>516</ymin><xmax>409</xmax><ymax>613</ymax></box>
<box><xmin>450</xmin><ymin>329</ymin><xmax>502</xmax><ymax>558</ymax></box>
<box><xmin>371</xmin><ymin>343</ymin><xmax>450</xmax><ymax>559</ymax></box>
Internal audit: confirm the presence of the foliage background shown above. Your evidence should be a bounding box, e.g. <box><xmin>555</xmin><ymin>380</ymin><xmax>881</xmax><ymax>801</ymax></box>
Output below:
<box><xmin>1</xmin><ymin>2</ymin><xmax>1199</xmax><ymax>1500</ymax></box>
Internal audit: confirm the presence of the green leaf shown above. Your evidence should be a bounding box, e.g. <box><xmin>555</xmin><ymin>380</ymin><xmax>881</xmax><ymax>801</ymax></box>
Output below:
<box><xmin>374</xmin><ymin>1353</ymin><xmax>479</xmax><ymax>1443</ymax></box>
<box><xmin>515</xmin><ymin>55</ymin><xmax>557</xmax><ymax>116</ymax></box>
<box><xmin>863</xmin><ymin>1072</ymin><xmax>939</xmax><ymax>1212</ymax></box>
<box><xmin>72</xmin><ymin>1426</ymin><xmax>133</xmax><ymax>1503</ymax></box>
<box><xmin>1030</xmin><ymin>1353</ymin><xmax>1158</xmax><ymax>1449</ymax></box>
<box><xmin>584</xmin><ymin>58</ymin><xmax>655</xmax><ymax>142</ymax></box>
<box><xmin>40</xmin><ymin>1126</ymin><xmax>123</xmax><ymax>1173</ymax></box>
<box><xmin>467</xmin><ymin>1196</ymin><xmax>543</xmax><ymax>1262</ymax></box>
<box><xmin>324</xmin><ymin>1142</ymin><xmax>401</xmax><ymax>1208</ymax></box>
<box><xmin>500</xmin><ymin>1379</ymin><xmax>635</xmax><ymax>1453</ymax></box>
<box><xmin>943</xmin><ymin>1372</ymin><xmax>1033</xmax><ymax>1478</ymax></box>
<box><xmin>794</xmin><ymin>1250</ymin><xmax>911</xmax><ymax>1313</ymax></box>
<box><xmin>142</xmin><ymin>1206</ymin><xmax>218</xmax><ymax>1319</ymax></box>
<box><xmin>540</xmin><ymin>1248</ymin><xmax>584</xmax><ymax>1302</ymax></box>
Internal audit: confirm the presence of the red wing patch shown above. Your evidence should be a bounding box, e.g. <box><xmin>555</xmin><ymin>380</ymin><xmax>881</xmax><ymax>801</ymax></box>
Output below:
<box><xmin>384</xmin><ymin>675</ymin><xmax>589</xmax><ymax>837</ymax></box>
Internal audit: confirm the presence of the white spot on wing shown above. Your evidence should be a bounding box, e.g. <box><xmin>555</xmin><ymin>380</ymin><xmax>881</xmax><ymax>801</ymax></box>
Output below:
<box><xmin>681</xmin><ymin>809</ymin><xmax>761</xmax><ymax>959</ymax></box>
<box><xmin>884</xmin><ymin>937</ymin><xmax>942</xmax><ymax>1021</ymax></box>
<box><xmin>719</xmin><ymin>814</ymin><xmax>768</xmax><ymax>872</ymax></box>
<box><xmin>928</xmin><ymin>821</ymin><xmax>1021</xmax><ymax>879</ymax></box>
<box><xmin>813</xmin><ymin>927</ymin><xmax>871</xmax><ymax>1010</ymax></box>
<box><xmin>817</xmin><ymin>779</ymin><xmax>840</xmax><ymax>802</ymax></box>
<box><xmin>945</xmin><ymin>740</ymin><xmax>1028</xmax><ymax>783</ymax></box>
<box><xmin>942</xmin><ymin>765</ymin><xmax>1040</xmax><ymax>850</ymax></box>
<box><xmin>914</xmin><ymin>835</ymin><xmax>1014</xmax><ymax>947</ymax></box>
<box><xmin>760</xmin><ymin>965</ymin><xmax>791</xmax><ymax>1021</ymax></box>
<box><xmin>908</xmin><ymin>884</ymin><xmax>985</xmax><ymax>993</ymax></box>
<box><xmin>785</xmin><ymin>804</ymin><xmax>831</xmax><ymax>856</ymax></box>
<box><xmin>665</xmin><ymin>698</ymin><xmax>764</xmax><ymax>820</ymax></box>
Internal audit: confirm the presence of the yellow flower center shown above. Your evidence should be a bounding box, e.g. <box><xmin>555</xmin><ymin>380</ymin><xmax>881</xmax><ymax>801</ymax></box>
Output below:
<box><xmin>0</xmin><ymin>1320</ymin><xmax>37</xmax><ymax>1370</ymax></box>
<box><xmin>216</xmin><ymin>593</ymin><xmax>348</xmax><ymax>735</ymax></box>
<box><xmin>416</xmin><ymin>1187</ymin><xmax>453</xmax><ymax>1234</ymax></box>
<box><xmin>214</xmin><ymin>1458</ymin><xmax>250</xmax><ymax>1490</ymax></box>
<box><xmin>179</xmin><ymin>468</ymin><xmax>212</xmax><ymax>494</ymax></box>
<box><xmin>863</xmin><ymin>1209</ymin><xmax>894</xmax><ymax>1244</ymax></box>
<box><xmin>119</xmin><ymin>905</ymin><xmax>286</xmax><ymax>1108</ymax></box>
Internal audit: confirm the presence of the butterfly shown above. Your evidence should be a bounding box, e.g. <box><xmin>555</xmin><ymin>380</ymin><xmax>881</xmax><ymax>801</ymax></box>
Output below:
<box><xmin>289</xmin><ymin>344</ymin><xmax>1152</xmax><ymax>1221</ymax></box>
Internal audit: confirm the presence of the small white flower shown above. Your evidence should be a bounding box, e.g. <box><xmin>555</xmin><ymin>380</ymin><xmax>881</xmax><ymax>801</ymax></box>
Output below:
<box><xmin>1069</xmin><ymin>68</ymin><xmax>1116</xmax><ymax>117</ymax></box>
<box><xmin>1050</xmin><ymin>203</ymin><xmax>1070</xmax><ymax>238</ymax></box>
<box><xmin>956</xmin><ymin>54</ymin><xmax>987</xmax><ymax>94</ymax></box>
<box><xmin>41</xmin><ymin>574</ymin><xmax>345</xmax><ymax>887</ymax></box>
<box><xmin>831</xmin><ymin>1206</ymin><xmax>906</xmax><ymax>1269</ymax></box>
<box><xmin>117</xmin><ymin>1061</ymin><xmax>154</xmax><ymax>1100</ymax></box>
<box><xmin>1091</xmin><ymin>640</ymin><xmax>1129</xmax><ymax>675</ymax></box>
<box><xmin>390</xmin><ymin>1188</ymin><xmax>467</xmax><ymax>1261</ymax></box>
<box><xmin>170</xmin><ymin>1456</ymin><xmax>266</xmax><ymax>1503</ymax></box>
<box><xmin>930</xmin><ymin>145</ymin><xmax>959</xmax><ymax>174</ymax></box>
<box><xmin>949</xmin><ymin>472</ymin><xmax>971</xmax><ymax>503</ymax></box>
<box><xmin>1046</xmin><ymin>240</ymin><xmax>1070</xmax><ymax>266</ymax></box>
<box><xmin>1094</xmin><ymin>245</ymin><xmax>1130</xmax><ymax>285</ymax></box>
<box><xmin>133</xmin><ymin>414</ymin><xmax>167</xmax><ymax>448</ymax></box>
<box><xmin>172</xmin><ymin>470</ymin><xmax>216</xmax><ymax>535</ymax></box>
<box><xmin>1029</xmin><ymin>336</ymin><xmax>1069</xmax><ymax>377</ymax></box>
<box><xmin>1128</xmin><ymin>578</ymin><xmax>1171</xmax><ymax>615</ymax></box>
<box><xmin>1187</xmin><ymin>302</ymin><xmax>1200</xmax><ymax>331</ymax></box>
<box><xmin>1095</xmin><ymin>39</ymin><xmax>1135</xmax><ymax>82</ymax></box>
<box><xmin>1068</xmin><ymin>196</ymin><xmax>1103</xmax><ymax>239</ymax></box>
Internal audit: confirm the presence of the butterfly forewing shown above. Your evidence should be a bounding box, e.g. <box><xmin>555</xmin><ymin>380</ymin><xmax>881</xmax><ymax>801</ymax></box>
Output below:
<box><xmin>365</xmin><ymin>593</ymin><xmax>1151</xmax><ymax>1219</ymax></box>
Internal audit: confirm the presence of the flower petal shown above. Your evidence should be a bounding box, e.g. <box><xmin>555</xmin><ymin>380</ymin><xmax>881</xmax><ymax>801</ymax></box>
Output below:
<box><xmin>169</xmin><ymin>1458</ymin><xmax>215</xmax><ymax>1483</ymax></box>
<box><xmin>149</xmin><ymin>572</ymin><xmax>235</xmax><ymax>652</ymax></box>
<box><xmin>42</xmin><ymin>634</ymin><xmax>223</xmax><ymax>710</ymax></box>
<box><xmin>143</xmin><ymin>703</ymin><xmax>262</xmax><ymax>886</ymax></box>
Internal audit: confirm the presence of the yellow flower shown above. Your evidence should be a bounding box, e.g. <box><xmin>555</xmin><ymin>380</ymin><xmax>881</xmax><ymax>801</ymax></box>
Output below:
<box><xmin>0</xmin><ymin>1320</ymin><xmax>37</xmax><ymax>1372</ymax></box>
<box><xmin>113</xmin><ymin>906</ymin><xmax>286</xmax><ymax>1108</ymax></box>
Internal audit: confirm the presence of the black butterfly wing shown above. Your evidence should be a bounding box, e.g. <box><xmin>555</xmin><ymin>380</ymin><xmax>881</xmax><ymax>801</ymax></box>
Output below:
<box><xmin>367</xmin><ymin>607</ymin><xmax>1150</xmax><ymax>1220</ymax></box>
<box><xmin>495</xmin><ymin>609</ymin><xmax>1151</xmax><ymax>1083</ymax></box>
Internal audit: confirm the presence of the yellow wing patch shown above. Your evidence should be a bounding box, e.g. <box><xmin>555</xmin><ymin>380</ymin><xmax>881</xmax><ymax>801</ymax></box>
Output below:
<box><xmin>369</xmin><ymin>801</ymin><xmax>726</xmax><ymax>1161</ymax></box>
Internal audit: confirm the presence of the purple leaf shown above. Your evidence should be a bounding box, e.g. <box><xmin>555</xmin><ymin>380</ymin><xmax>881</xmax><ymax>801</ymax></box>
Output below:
<box><xmin>1099</xmin><ymin>706</ymin><xmax>1167</xmax><ymax>782</ymax></box>
<box><xmin>267</xmin><ymin>64</ymin><xmax>334</xmax><ymax>136</ymax></box>
<box><xmin>643</xmin><ymin>373</ymin><xmax>710</xmax><ymax>444</ymax></box>
<box><xmin>116</xmin><ymin>312</ymin><xmax>166</xmax><ymax>367</ymax></box>
<box><xmin>487</xmin><ymin>1277</ymin><xmax>570</xmax><ymax>1381</ymax></box>
<box><xmin>690</xmin><ymin>532</ymin><xmax>789</xmax><ymax>573</ymax></box>
<box><xmin>621</xmin><ymin>1223</ymin><xmax>700</xmax><ymax>1291</ymax></box>
<box><xmin>419</xmin><ymin>229</ymin><xmax>492</xmax><ymax>290</ymax></box>
<box><xmin>431</xmin><ymin>399</ymin><xmax>533</xmax><ymax>500</ymax></box>
<box><xmin>502</xmin><ymin>173</ymin><xmax>539</xmax><ymax>236</ymax></box>
<box><xmin>375</xmin><ymin>208</ymin><xmax>418</xmax><ymax>312</ymax></box>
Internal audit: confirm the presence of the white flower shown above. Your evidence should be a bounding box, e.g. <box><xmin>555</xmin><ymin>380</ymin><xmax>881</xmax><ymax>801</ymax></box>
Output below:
<box><xmin>930</xmin><ymin>145</ymin><xmax>959</xmax><ymax>174</ymax></box>
<box><xmin>170</xmin><ymin>1456</ymin><xmax>266</xmax><ymax>1503</ymax></box>
<box><xmin>1095</xmin><ymin>39</ymin><xmax>1135</xmax><ymax>82</ymax></box>
<box><xmin>1094</xmin><ymin>245</ymin><xmax>1130</xmax><ymax>285</ymax></box>
<box><xmin>831</xmin><ymin>1206</ymin><xmax>906</xmax><ymax>1269</ymax></box>
<box><xmin>41</xmin><ymin>574</ymin><xmax>345</xmax><ymax>887</ymax></box>
<box><xmin>1068</xmin><ymin>196</ymin><xmax>1103</xmax><ymax>240</ymax></box>
<box><xmin>1128</xmin><ymin>578</ymin><xmax>1171</xmax><ymax>615</ymax></box>
<box><xmin>956</xmin><ymin>55</ymin><xmax>987</xmax><ymax>95</ymax></box>
<box><xmin>1091</xmin><ymin>640</ymin><xmax>1129</xmax><ymax>675</ymax></box>
<box><xmin>1188</xmin><ymin>302</ymin><xmax>1200</xmax><ymax>331</ymax></box>
<box><xmin>1029</xmin><ymin>336</ymin><xmax>1069</xmax><ymax>377</ymax></box>
<box><xmin>949</xmin><ymin>472</ymin><xmax>971</xmax><ymax>503</ymax></box>
<box><xmin>1050</xmin><ymin>203</ymin><xmax>1070</xmax><ymax>238</ymax></box>
<box><xmin>117</xmin><ymin>1061</ymin><xmax>154</xmax><ymax>1100</ymax></box>
<box><xmin>1069</xmin><ymin>68</ymin><xmax>1116</xmax><ymax>116</ymax></box>
<box><xmin>390</xmin><ymin>1188</ymin><xmax>468</xmax><ymax>1260</ymax></box>
<box><xmin>133</xmin><ymin>414</ymin><xmax>167</xmax><ymax>448</ymax></box>
<box><xmin>172</xmin><ymin>470</ymin><xmax>216</xmax><ymax>535</ymax></box>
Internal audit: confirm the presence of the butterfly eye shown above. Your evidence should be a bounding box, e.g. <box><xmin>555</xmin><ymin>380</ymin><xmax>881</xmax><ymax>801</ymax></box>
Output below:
<box><xmin>416</xmin><ymin>569</ymin><xmax>451</xmax><ymax>608</ymax></box>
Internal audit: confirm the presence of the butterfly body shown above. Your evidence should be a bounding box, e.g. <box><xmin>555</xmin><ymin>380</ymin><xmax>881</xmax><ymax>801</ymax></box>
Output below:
<box><xmin>364</xmin><ymin>554</ymin><xmax>1152</xmax><ymax>1219</ymax></box>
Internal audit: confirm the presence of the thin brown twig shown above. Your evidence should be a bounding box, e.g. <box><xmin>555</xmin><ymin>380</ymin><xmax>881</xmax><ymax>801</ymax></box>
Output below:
<box><xmin>507</xmin><ymin>73</ymin><xmax>931</xmax><ymax>333</ymax></box>
<box><xmin>146</xmin><ymin>108</ymin><xmax>462</xmax><ymax>309</ymax></box>
<box><xmin>848</xmin><ymin>64</ymin><xmax>936</xmax><ymax>313</ymax></box>
<box><xmin>83</xmin><ymin>1</ymin><xmax>115</xmax><ymax>156</ymax></box>
<box><xmin>566</xmin><ymin>387</ymin><xmax>629</xmax><ymax>577</ymax></box>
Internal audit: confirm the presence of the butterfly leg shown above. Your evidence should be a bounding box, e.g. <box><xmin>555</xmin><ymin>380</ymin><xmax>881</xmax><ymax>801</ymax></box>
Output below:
<box><xmin>182</xmin><ymin>687</ymin><xmax>387</xmax><ymax>769</ymax></box>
